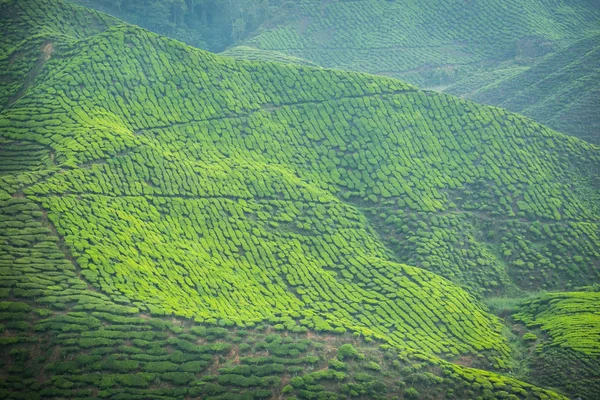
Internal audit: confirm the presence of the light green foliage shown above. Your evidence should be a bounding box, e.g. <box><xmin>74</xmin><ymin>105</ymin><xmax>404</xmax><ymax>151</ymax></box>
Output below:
<box><xmin>512</xmin><ymin>291</ymin><xmax>600</xmax><ymax>399</ymax></box>
<box><xmin>68</xmin><ymin>0</ymin><xmax>600</xmax><ymax>145</ymax></box>
<box><xmin>364</xmin><ymin>361</ymin><xmax>381</xmax><ymax>371</ymax></box>
<box><xmin>404</xmin><ymin>387</ymin><xmax>421</xmax><ymax>399</ymax></box>
<box><xmin>337</xmin><ymin>344</ymin><xmax>359</xmax><ymax>360</ymax></box>
<box><xmin>0</xmin><ymin>0</ymin><xmax>554</xmax><ymax>364</ymax></box>
<box><xmin>1</xmin><ymin>0</ymin><xmax>599</xmax><ymax>363</ymax></box>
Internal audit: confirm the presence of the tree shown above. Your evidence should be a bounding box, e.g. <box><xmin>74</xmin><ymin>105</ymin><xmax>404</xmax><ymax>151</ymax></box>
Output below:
<box><xmin>337</xmin><ymin>344</ymin><xmax>359</xmax><ymax>360</ymax></box>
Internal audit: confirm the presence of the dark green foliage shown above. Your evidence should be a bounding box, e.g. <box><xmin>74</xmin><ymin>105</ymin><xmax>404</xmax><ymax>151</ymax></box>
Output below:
<box><xmin>529</xmin><ymin>346</ymin><xmax>600</xmax><ymax>400</ymax></box>
<box><xmin>337</xmin><ymin>344</ymin><xmax>359</xmax><ymax>360</ymax></box>
<box><xmin>142</xmin><ymin>361</ymin><xmax>179</xmax><ymax>373</ymax></box>
<box><xmin>73</xmin><ymin>0</ymin><xmax>270</xmax><ymax>51</ymax></box>
<box><xmin>160</xmin><ymin>371</ymin><xmax>195</xmax><ymax>384</ymax></box>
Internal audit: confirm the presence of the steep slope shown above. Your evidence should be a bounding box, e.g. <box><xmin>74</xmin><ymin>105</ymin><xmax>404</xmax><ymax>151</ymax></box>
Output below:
<box><xmin>68</xmin><ymin>0</ymin><xmax>600</xmax><ymax>89</ymax></box>
<box><xmin>0</xmin><ymin>0</ymin><xmax>599</xmax><ymax>398</ymax></box>
<box><xmin>447</xmin><ymin>35</ymin><xmax>600</xmax><ymax>144</ymax></box>
<box><xmin>0</xmin><ymin>0</ymin><xmax>119</xmax><ymax>107</ymax></box>
<box><xmin>0</xmin><ymin>1</ymin><xmax>511</xmax><ymax>360</ymax></box>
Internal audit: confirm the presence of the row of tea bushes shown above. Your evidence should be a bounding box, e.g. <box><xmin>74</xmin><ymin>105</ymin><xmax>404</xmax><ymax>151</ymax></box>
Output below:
<box><xmin>27</xmin><ymin>191</ymin><xmax>509</xmax><ymax>361</ymax></box>
<box><xmin>0</xmin><ymin>1</ymin><xmax>597</xmax><ymax>397</ymax></box>
<box><xmin>1</xmin><ymin>0</ymin><xmax>598</xmax><ymax>357</ymax></box>
<box><xmin>514</xmin><ymin>292</ymin><xmax>600</xmax><ymax>356</ymax></box>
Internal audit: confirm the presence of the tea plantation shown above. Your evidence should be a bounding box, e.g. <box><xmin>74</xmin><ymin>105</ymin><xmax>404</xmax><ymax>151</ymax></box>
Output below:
<box><xmin>447</xmin><ymin>35</ymin><xmax>600</xmax><ymax>145</ymax></box>
<box><xmin>220</xmin><ymin>46</ymin><xmax>320</xmax><ymax>68</ymax></box>
<box><xmin>70</xmin><ymin>0</ymin><xmax>600</xmax><ymax>145</ymax></box>
<box><xmin>238</xmin><ymin>0</ymin><xmax>599</xmax><ymax>87</ymax></box>
<box><xmin>0</xmin><ymin>0</ymin><xmax>599</xmax><ymax>398</ymax></box>
<box><xmin>69</xmin><ymin>0</ymin><xmax>600</xmax><ymax>145</ymax></box>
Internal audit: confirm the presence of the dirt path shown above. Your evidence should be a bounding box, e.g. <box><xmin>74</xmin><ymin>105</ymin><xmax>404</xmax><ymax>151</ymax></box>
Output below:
<box><xmin>5</xmin><ymin>41</ymin><xmax>54</xmax><ymax>108</ymax></box>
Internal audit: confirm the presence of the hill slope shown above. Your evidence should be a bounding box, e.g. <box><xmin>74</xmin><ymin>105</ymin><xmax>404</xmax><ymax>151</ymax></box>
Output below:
<box><xmin>69</xmin><ymin>0</ymin><xmax>600</xmax><ymax>89</ymax></box>
<box><xmin>447</xmin><ymin>35</ymin><xmax>600</xmax><ymax>144</ymax></box>
<box><xmin>239</xmin><ymin>0</ymin><xmax>599</xmax><ymax>86</ymax></box>
<box><xmin>0</xmin><ymin>0</ymin><xmax>599</xmax><ymax>398</ymax></box>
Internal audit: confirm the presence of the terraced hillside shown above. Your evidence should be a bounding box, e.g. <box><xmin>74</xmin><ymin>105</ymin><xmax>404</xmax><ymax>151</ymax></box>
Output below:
<box><xmin>71</xmin><ymin>0</ymin><xmax>600</xmax><ymax>89</ymax></box>
<box><xmin>237</xmin><ymin>0</ymin><xmax>600</xmax><ymax>87</ymax></box>
<box><xmin>70</xmin><ymin>0</ymin><xmax>600</xmax><ymax>144</ymax></box>
<box><xmin>447</xmin><ymin>35</ymin><xmax>600</xmax><ymax>144</ymax></box>
<box><xmin>0</xmin><ymin>0</ymin><xmax>599</xmax><ymax>398</ymax></box>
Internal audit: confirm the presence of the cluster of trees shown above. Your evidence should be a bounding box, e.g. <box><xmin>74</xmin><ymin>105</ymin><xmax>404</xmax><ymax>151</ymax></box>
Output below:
<box><xmin>75</xmin><ymin>0</ymin><xmax>272</xmax><ymax>50</ymax></box>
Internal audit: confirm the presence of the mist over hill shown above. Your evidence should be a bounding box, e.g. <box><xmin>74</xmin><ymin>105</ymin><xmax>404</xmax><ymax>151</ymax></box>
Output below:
<box><xmin>447</xmin><ymin>35</ymin><xmax>600</xmax><ymax>144</ymax></box>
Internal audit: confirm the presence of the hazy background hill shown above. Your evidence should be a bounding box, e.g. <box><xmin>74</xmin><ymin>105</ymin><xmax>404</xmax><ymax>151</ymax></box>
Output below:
<box><xmin>447</xmin><ymin>34</ymin><xmax>600</xmax><ymax>144</ymax></box>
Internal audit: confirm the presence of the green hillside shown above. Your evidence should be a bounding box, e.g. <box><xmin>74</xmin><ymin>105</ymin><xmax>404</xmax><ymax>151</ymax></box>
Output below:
<box><xmin>69</xmin><ymin>0</ymin><xmax>270</xmax><ymax>50</ymax></box>
<box><xmin>68</xmin><ymin>0</ymin><xmax>600</xmax><ymax>145</ymax></box>
<box><xmin>68</xmin><ymin>0</ymin><xmax>600</xmax><ymax>89</ymax></box>
<box><xmin>447</xmin><ymin>35</ymin><xmax>600</xmax><ymax>144</ymax></box>
<box><xmin>221</xmin><ymin>46</ymin><xmax>320</xmax><ymax>67</ymax></box>
<box><xmin>0</xmin><ymin>0</ymin><xmax>599</xmax><ymax>399</ymax></box>
<box><xmin>239</xmin><ymin>0</ymin><xmax>599</xmax><ymax>87</ymax></box>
